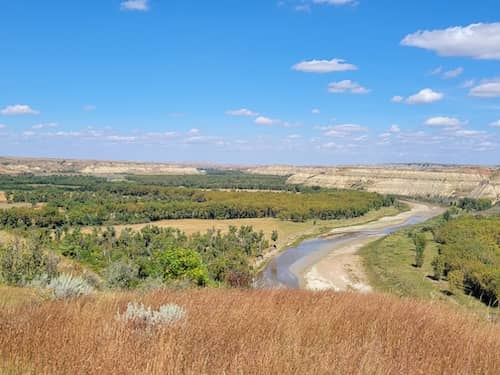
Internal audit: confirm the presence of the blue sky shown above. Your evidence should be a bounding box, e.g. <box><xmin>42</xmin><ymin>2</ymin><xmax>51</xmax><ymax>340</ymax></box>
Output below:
<box><xmin>1</xmin><ymin>0</ymin><xmax>499</xmax><ymax>165</ymax></box>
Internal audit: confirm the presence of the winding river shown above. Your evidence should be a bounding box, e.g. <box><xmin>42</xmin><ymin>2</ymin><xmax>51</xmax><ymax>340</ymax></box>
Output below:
<box><xmin>256</xmin><ymin>202</ymin><xmax>444</xmax><ymax>290</ymax></box>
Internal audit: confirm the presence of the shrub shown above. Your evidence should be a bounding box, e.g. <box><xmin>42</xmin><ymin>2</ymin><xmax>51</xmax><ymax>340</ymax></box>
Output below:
<box><xmin>106</xmin><ymin>261</ymin><xmax>139</xmax><ymax>289</ymax></box>
<box><xmin>0</xmin><ymin>240</ymin><xmax>59</xmax><ymax>286</ymax></box>
<box><xmin>118</xmin><ymin>302</ymin><xmax>186</xmax><ymax>329</ymax></box>
<box><xmin>47</xmin><ymin>274</ymin><xmax>94</xmax><ymax>300</ymax></box>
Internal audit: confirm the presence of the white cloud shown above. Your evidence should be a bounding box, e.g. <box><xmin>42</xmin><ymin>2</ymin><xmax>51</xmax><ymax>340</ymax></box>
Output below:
<box><xmin>106</xmin><ymin>135</ymin><xmax>137</xmax><ymax>142</ymax></box>
<box><xmin>295</xmin><ymin>5</ymin><xmax>311</xmax><ymax>12</ymax></box>
<box><xmin>469</xmin><ymin>78</ymin><xmax>500</xmax><ymax>98</ymax></box>
<box><xmin>83</xmin><ymin>105</ymin><xmax>96</xmax><ymax>111</ymax></box>
<box><xmin>328</xmin><ymin>80</ymin><xmax>370</xmax><ymax>94</ymax></box>
<box><xmin>1</xmin><ymin>104</ymin><xmax>40</xmax><ymax>116</ymax></box>
<box><xmin>429</xmin><ymin>66</ymin><xmax>442</xmax><ymax>76</ymax></box>
<box><xmin>22</xmin><ymin>131</ymin><xmax>36</xmax><ymax>137</ymax></box>
<box><xmin>312</xmin><ymin>108</ymin><xmax>320</xmax><ymax>115</ymax></box>
<box><xmin>313</xmin><ymin>0</ymin><xmax>356</xmax><ymax>5</ymax></box>
<box><xmin>424</xmin><ymin>116</ymin><xmax>463</xmax><ymax>127</ymax></box>
<box><xmin>292</xmin><ymin>58</ymin><xmax>357</xmax><ymax>73</ymax></box>
<box><xmin>287</xmin><ymin>134</ymin><xmax>301</xmax><ymax>139</ymax></box>
<box><xmin>490</xmin><ymin>120</ymin><xmax>500</xmax><ymax>128</ymax></box>
<box><xmin>120</xmin><ymin>0</ymin><xmax>149</xmax><ymax>11</ymax></box>
<box><xmin>405</xmin><ymin>88</ymin><xmax>444</xmax><ymax>104</ymax></box>
<box><xmin>255</xmin><ymin>116</ymin><xmax>280</xmax><ymax>126</ymax></box>
<box><xmin>226</xmin><ymin>108</ymin><xmax>259</xmax><ymax>117</ymax></box>
<box><xmin>32</xmin><ymin>122</ymin><xmax>57</xmax><ymax>130</ymax></box>
<box><xmin>443</xmin><ymin>67</ymin><xmax>464</xmax><ymax>79</ymax></box>
<box><xmin>460</xmin><ymin>80</ymin><xmax>475</xmax><ymax>88</ymax></box>
<box><xmin>324</xmin><ymin>124</ymin><xmax>367</xmax><ymax>137</ymax></box>
<box><xmin>401</xmin><ymin>23</ymin><xmax>500</xmax><ymax>60</ymax></box>
<box><xmin>187</xmin><ymin>128</ymin><xmax>200</xmax><ymax>136</ymax></box>
<box><xmin>0</xmin><ymin>124</ymin><xmax>6</xmax><ymax>129</ymax></box>
<box><xmin>391</xmin><ymin>95</ymin><xmax>404</xmax><ymax>103</ymax></box>
<box><xmin>389</xmin><ymin>124</ymin><xmax>401</xmax><ymax>133</ymax></box>
<box><xmin>454</xmin><ymin>129</ymin><xmax>485</xmax><ymax>137</ymax></box>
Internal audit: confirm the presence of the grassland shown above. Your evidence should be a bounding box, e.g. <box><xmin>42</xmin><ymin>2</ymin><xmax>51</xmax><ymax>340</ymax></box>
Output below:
<box><xmin>1</xmin><ymin>288</ymin><xmax>499</xmax><ymax>374</ymax></box>
<box><xmin>359</xmin><ymin>218</ymin><xmax>495</xmax><ymax>313</ymax></box>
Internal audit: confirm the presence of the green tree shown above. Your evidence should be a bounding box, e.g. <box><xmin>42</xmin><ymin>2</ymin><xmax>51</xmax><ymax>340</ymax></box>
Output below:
<box><xmin>414</xmin><ymin>233</ymin><xmax>427</xmax><ymax>268</ymax></box>
<box><xmin>271</xmin><ymin>230</ymin><xmax>279</xmax><ymax>243</ymax></box>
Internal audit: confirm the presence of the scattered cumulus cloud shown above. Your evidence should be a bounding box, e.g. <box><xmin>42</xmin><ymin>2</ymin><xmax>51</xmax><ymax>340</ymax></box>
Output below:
<box><xmin>322</xmin><ymin>124</ymin><xmax>368</xmax><ymax>137</ymax></box>
<box><xmin>187</xmin><ymin>128</ymin><xmax>200</xmax><ymax>136</ymax></box>
<box><xmin>255</xmin><ymin>116</ymin><xmax>280</xmax><ymax>126</ymax></box>
<box><xmin>313</xmin><ymin>0</ymin><xmax>356</xmax><ymax>5</ymax></box>
<box><xmin>328</xmin><ymin>80</ymin><xmax>370</xmax><ymax>94</ymax></box>
<box><xmin>454</xmin><ymin>129</ymin><xmax>485</xmax><ymax>137</ymax></box>
<box><xmin>469</xmin><ymin>78</ymin><xmax>500</xmax><ymax>97</ymax></box>
<box><xmin>401</xmin><ymin>23</ymin><xmax>500</xmax><ymax>60</ymax></box>
<box><xmin>312</xmin><ymin>108</ymin><xmax>320</xmax><ymax>115</ymax></box>
<box><xmin>394</xmin><ymin>88</ymin><xmax>444</xmax><ymax>104</ymax></box>
<box><xmin>292</xmin><ymin>58</ymin><xmax>357</xmax><ymax>73</ymax></box>
<box><xmin>120</xmin><ymin>0</ymin><xmax>149</xmax><ymax>11</ymax></box>
<box><xmin>389</xmin><ymin>124</ymin><xmax>401</xmax><ymax>133</ymax></box>
<box><xmin>443</xmin><ymin>67</ymin><xmax>464</xmax><ymax>79</ymax></box>
<box><xmin>294</xmin><ymin>5</ymin><xmax>311</xmax><ymax>12</ymax></box>
<box><xmin>424</xmin><ymin>116</ymin><xmax>464</xmax><ymax>127</ymax></box>
<box><xmin>429</xmin><ymin>66</ymin><xmax>442</xmax><ymax>76</ymax></box>
<box><xmin>1</xmin><ymin>104</ymin><xmax>40</xmax><ymax>116</ymax></box>
<box><xmin>32</xmin><ymin>122</ymin><xmax>58</xmax><ymax>130</ymax></box>
<box><xmin>226</xmin><ymin>108</ymin><xmax>259</xmax><ymax>117</ymax></box>
<box><xmin>490</xmin><ymin>120</ymin><xmax>500</xmax><ymax>128</ymax></box>
<box><xmin>460</xmin><ymin>80</ymin><xmax>475</xmax><ymax>88</ymax></box>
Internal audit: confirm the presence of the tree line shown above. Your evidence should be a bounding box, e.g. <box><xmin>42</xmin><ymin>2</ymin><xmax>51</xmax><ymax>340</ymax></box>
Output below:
<box><xmin>1</xmin><ymin>180</ymin><xmax>396</xmax><ymax>228</ymax></box>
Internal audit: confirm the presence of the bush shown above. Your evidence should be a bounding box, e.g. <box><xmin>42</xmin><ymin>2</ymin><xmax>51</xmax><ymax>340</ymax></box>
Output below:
<box><xmin>118</xmin><ymin>302</ymin><xmax>186</xmax><ymax>329</ymax></box>
<box><xmin>0</xmin><ymin>240</ymin><xmax>59</xmax><ymax>286</ymax></box>
<box><xmin>47</xmin><ymin>274</ymin><xmax>94</xmax><ymax>300</ymax></box>
<box><xmin>106</xmin><ymin>261</ymin><xmax>139</xmax><ymax>289</ymax></box>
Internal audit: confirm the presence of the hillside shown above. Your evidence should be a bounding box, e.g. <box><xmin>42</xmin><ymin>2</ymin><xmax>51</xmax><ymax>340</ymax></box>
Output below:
<box><xmin>247</xmin><ymin>165</ymin><xmax>500</xmax><ymax>202</ymax></box>
<box><xmin>1</xmin><ymin>157</ymin><xmax>498</xmax><ymax>201</ymax></box>
<box><xmin>1</xmin><ymin>288</ymin><xmax>499</xmax><ymax>374</ymax></box>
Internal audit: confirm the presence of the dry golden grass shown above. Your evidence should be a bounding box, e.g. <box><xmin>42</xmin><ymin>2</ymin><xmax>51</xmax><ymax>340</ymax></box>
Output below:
<box><xmin>1</xmin><ymin>289</ymin><xmax>499</xmax><ymax>374</ymax></box>
<box><xmin>0</xmin><ymin>286</ymin><xmax>44</xmax><ymax>308</ymax></box>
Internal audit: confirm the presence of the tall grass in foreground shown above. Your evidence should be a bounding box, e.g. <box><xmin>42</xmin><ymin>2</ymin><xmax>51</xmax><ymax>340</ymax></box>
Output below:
<box><xmin>0</xmin><ymin>289</ymin><xmax>499</xmax><ymax>374</ymax></box>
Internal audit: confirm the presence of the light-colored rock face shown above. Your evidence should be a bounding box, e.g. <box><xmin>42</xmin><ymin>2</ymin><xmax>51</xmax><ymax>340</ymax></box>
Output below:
<box><xmin>248</xmin><ymin>165</ymin><xmax>500</xmax><ymax>202</ymax></box>
<box><xmin>0</xmin><ymin>157</ymin><xmax>202</xmax><ymax>176</ymax></box>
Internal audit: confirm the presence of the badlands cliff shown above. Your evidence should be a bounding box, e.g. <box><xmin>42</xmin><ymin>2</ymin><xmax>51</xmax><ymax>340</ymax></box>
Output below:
<box><xmin>246</xmin><ymin>165</ymin><xmax>500</xmax><ymax>202</ymax></box>
<box><xmin>0</xmin><ymin>157</ymin><xmax>498</xmax><ymax>201</ymax></box>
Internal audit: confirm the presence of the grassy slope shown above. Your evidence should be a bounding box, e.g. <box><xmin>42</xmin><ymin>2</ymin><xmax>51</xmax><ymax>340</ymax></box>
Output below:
<box><xmin>1</xmin><ymin>289</ymin><xmax>499</xmax><ymax>374</ymax></box>
<box><xmin>359</xmin><ymin>217</ymin><xmax>494</xmax><ymax>313</ymax></box>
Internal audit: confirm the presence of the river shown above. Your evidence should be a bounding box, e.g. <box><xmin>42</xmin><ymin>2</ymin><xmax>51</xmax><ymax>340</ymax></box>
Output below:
<box><xmin>256</xmin><ymin>202</ymin><xmax>444</xmax><ymax>289</ymax></box>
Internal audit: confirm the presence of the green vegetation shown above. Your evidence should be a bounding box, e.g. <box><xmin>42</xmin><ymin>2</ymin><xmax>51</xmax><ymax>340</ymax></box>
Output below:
<box><xmin>0</xmin><ymin>173</ymin><xmax>401</xmax><ymax>289</ymax></box>
<box><xmin>0</xmin><ymin>175</ymin><xmax>396</xmax><ymax>228</ymax></box>
<box><xmin>125</xmin><ymin>170</ymin><xmax>292</xmax><ymax>190</ymax></box>
<box><xmin>361</xmin><ymin>211</ymin><xmax>500</xmax><ymax>310</ymax></box>
<box><xmin>433</xmin><ymin>215</ymin><xmax>500</xmax><ymax>306</ymax></box>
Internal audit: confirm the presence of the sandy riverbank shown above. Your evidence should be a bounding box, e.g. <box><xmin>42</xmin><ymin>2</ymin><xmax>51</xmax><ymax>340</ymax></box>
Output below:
<box><xmin>303</xmin><ymin>201</ymin><xmax>444</xmax><ymax>291</ymax></box>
